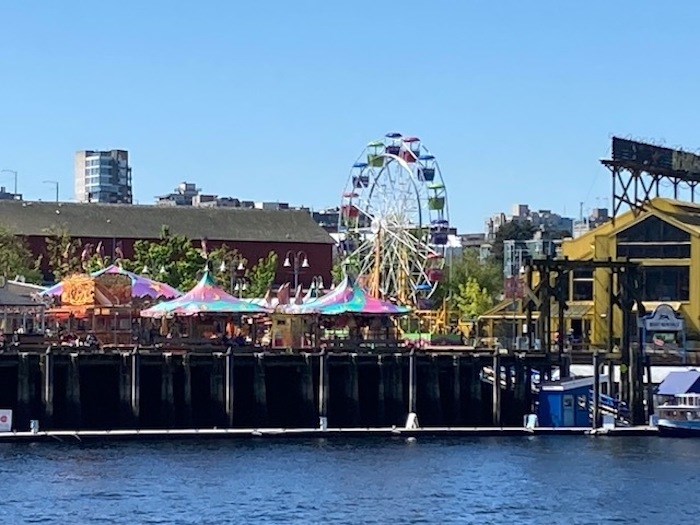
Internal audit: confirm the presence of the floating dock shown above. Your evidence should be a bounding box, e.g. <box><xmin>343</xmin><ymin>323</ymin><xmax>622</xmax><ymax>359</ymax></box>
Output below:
<box><xmin>0</xmin><ymin>425</ymin><xmax>658</xmax><ymax>443</ymax></box>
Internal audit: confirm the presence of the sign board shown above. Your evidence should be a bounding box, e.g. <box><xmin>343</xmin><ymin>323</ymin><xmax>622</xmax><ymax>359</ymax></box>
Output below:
<box><xmin>639</xmin><ymin>303</ymin><xmax>684</xmax><ymax>332</ymax></box>
<box><xmin>612</xmin><ymin>137</ymin><xmax>700</xmax><ymax>177</ymax></box>
<box><xmin>61</xmin><ymin>275</ymin><xmax>95</xmax><ymax>306</ymax></box>
<box><xmin>0</xmin><ymin>409</ymin><xmax>13</xmax><ymax>432</ymax></box>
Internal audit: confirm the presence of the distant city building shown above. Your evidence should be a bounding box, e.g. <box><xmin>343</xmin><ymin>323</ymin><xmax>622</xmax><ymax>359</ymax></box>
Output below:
<box><xmin>486</xmin><ymin>203</ymin><xmax>573</xmax><ymax>241</ymax></box>
<box><xmin>156</xmin><ymin>182</ymin><xmax>201</xmax><ymax>206</ymax></box>
<box><xmin>459</xmin><ymin>233</ymin><xmax>486</xmax><ymax>250</ymax></box>
<box><xmin>74</xmin><ymin>150</ymin><xmax>132</xmax><ymax>204</ymax></box>
<box><xmin>572</xmin><ymin>207</ymin><xmax>610</xmax><ymax>238</ymax></box>
<box><xmin>312</xmin><ymin>207</ymin><xmax>341</xmax><ymax>233</ymax></box>
<box><xmin>0</xmin><ymin>186</ymin><xmax>21</xmax><ymax>201</ymax></box>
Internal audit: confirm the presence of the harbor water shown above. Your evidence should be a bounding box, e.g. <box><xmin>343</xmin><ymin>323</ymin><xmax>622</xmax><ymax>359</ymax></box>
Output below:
<box><xmin>1</xmin><ymin>437</ymin><xmax>698</xmax><ymax>524</ymax></box>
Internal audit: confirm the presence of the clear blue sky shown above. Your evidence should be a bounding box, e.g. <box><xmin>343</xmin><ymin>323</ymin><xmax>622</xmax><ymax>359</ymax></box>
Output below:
<box><xmin>2</xmin><ymin>1</ymin><xmax>700</xmax><ymax>232</ymax></box>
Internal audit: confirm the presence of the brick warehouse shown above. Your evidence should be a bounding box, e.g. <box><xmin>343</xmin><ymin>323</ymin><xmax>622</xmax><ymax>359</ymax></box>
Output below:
<box><xmin>0</xmin><ymin>201</ymin><xmax>335</xmax><ymax>287</ymax></box>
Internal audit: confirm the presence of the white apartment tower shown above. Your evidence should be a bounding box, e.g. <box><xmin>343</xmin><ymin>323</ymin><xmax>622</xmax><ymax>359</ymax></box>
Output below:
<box><xmin>74</xmin><ymin>150</ymin><xmax>132</xmax><ymax>204</ymax></box>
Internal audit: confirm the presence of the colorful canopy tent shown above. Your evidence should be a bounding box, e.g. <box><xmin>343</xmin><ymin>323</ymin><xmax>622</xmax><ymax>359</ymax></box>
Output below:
<box><xmin>42</xmin><ymin>264</ymin><xmax>181</xmax><ymax>301</ymax></box>
<box><xmin>281</xmin><ymin>276</ymin><xmax>410</xmax><ymax>316</ymax></box>
<box><xmin>140</xmin><ymin>269</ymin><xmax>270</xmax><ymax>318</ymax></box>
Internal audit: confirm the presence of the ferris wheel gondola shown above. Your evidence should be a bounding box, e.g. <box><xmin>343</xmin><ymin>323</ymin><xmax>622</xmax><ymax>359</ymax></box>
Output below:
<box><xmin>338</xmin><ymin>133</ymin><xmax>450</xmax><ymax>307</ymax></box>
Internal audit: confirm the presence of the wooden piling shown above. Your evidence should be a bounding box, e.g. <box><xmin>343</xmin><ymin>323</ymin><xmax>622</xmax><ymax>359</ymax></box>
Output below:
<box><xmin>254</xmin><ymin>353</ymin><xmax>268</xmax><ymax>427</ymax></box>
<box><xmin>131</xmin><ymin>350</ymin><xmax>140</xmax><ymax>423</ymax></box>
<box><xmin>318</xmin><ymin>350</ymin><xmax>328</xmax><ymax>428</ymax></box>
<box><xmin>427</xmin><ymin>355</ymin><xmax>442</xmax><ymax>425</ymax></box>
<box><xmin>211</xmin><ymin>354</ymin><xmax>225</xmax><ymax>424</ymax></box>
<box><xmin>16</xmin><ymin>353</ymin><xmax>31</xmax><ymax>431</ymax></box>
<box><xmin>161</xmin><ymin>354</ymin><xmax>175</xmax><ymax>428</ymax></box>
<box><xmin>452</xmin><ymin>355</ymin><xmax>461</xmax><ymax>426</ymax></box>
<box><xmin>468</xmin><ymin>356</ymin><xmax>482</xmax><ymax>425</ymax></box>
<box><xmin>300</xmin><ymin>354</ymin><xmax>315</xmax><ymax>425</ymax></box>
<box><xmin>346</xmin><ymin>354</ymin><xmax>360</xmax><ymax>426</ymax></box>
<box><xmin>42</xmin><ymin>348</ymin><xmax>53</xmax><ymax>429</ymax></box>
<box><xmin>225</xmin><ymin>350</ymin><xmax>234</xmax><ymax>427</ymax></box>
<box><xmin>182</xmin><ymin>353</ymin><xmax>193</xmax><ymax>427</ymax></box>
<box><xmin>376</xmin><ymin>355</ymin><xmax>386</xmax><ymax>426</ymax></box>
<box><xmin>492</xmin><ymin>352</ymin><xmax>501</xmax><ymax>427</ymax></box>
<box><xmin>67</xmin><ymin>353</ymin><xmax>81</xmax><ymax>429</ymax></box>
<box><xmin>408</xmin><ymin>350</ymin><xmax>416</xmax><ymax>415</ymax></box>
<box><xmin>118</xmin><ymin>353</ymin><xmax>131</xmax><ymax>427</ymax></box>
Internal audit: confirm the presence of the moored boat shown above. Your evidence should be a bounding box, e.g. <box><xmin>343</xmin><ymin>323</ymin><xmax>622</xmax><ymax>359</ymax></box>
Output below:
<box><xmin>656</xmin><ymin>393</ymin><xmax>700</xmax><ymax>436</ymax></box>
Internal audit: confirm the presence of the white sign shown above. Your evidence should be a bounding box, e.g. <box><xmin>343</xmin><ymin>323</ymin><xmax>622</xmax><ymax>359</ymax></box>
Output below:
<box><xmin>641</xmin><ymin>304</ymin><xmax>684</xmax><ymax>332</ymax></box>
<box><xmin>0</xmin><ymin>410</ymin><xmax>13</xmax><ymax>432</ymax></box>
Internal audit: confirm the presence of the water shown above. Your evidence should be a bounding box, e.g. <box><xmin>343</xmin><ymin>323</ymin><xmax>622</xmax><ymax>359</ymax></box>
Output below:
<box><xmin>0</xmin><ymin>437</ymin><xmax>698</xmax><ymax>524</ymax></box>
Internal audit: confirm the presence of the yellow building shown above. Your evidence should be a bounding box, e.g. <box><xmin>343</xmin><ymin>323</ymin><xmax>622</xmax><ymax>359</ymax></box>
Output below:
<box><xmin>480</xmin><ymin>197</ymin><xmax>699</xmax><ymax>349</ymax></box>
<box><xmin>561</xmin><ymin>197</ymin><xmax>699</xmax><ymax>347</ymax></box>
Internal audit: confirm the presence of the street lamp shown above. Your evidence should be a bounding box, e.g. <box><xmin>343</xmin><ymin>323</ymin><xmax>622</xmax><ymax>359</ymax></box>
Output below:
<box><xmin>0</xmin><ymin>169</ymin><xmax>18</xmax><ymax>197</ymax></box>
<box><xmin>42</xmin><ymin>180</ymin><xmax>59</xmax><ymax>203</ymax></box>
<box><xmin>283</xmin><ymin>250</ymin><xmax>309</xmax><ymax>289</ymax></box>
<box><xmin>219</xmin><ymin>258</ymin><xmax>246</xmax><ymax>294</ymax></box>
<box><xmin>233</xmin><ymin>278</ymin><xmax>248</xmax><ymax>299</ymax></box>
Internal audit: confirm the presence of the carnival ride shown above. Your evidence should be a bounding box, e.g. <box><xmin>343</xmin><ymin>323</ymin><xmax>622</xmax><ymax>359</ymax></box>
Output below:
<box><xmin>338</xmin><ymin>133</ymin><xmax>450</xmax><ymax>312</ymax></box>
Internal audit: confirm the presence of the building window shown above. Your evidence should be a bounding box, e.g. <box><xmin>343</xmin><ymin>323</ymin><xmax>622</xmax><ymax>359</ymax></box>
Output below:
<box><xmin>617</xmin><ymin>216</ymin><xmax>691</xmax><ymax>259</ymax></box>
<box><xmin>571</xmin><ymin>269</ymin><xmax>594</xmax><ymax>301</ymax></box>
<box><xmin>641</xmin><ymin>266</ymin><xmax>689</xmax><ymax>301</ymax></box>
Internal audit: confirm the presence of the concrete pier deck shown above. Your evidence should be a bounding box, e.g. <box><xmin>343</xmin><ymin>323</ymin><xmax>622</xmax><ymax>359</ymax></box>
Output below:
<box><xmin>0</xmin><ymin>426</ymin><xmax>658</xmax><ymax>443</ymax></box>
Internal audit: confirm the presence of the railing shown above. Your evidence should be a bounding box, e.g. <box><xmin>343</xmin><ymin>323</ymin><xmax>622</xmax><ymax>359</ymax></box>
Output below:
<box><xmin>588</xmin><ymin>390</ymin><xmax>630</xmax><ymax>423</ymax></box>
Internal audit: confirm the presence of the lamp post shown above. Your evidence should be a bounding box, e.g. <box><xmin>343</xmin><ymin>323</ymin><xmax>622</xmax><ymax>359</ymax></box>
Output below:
<box><xmin>283</xmin><ymin>250</ymin><xmax>309</xmax><ymax>289</ymax></box>
<box><xmin>310</xmin><ymin>275</ymin><xmax>324</xmax><ymax>298</ymax></box>
<box><xmin>219</xmin><ymin>258</ymin><xmax>246</xmax><ymax>295</ymax></box>
<box><xmin>0</xmin><ymin>169</ymin><xmax>18</xmax><ymax>197</ymax></box>
<box><xmin>42</xmin><ymin>180</ymin><xmax>59</xmax><ymax>203</ymax></box>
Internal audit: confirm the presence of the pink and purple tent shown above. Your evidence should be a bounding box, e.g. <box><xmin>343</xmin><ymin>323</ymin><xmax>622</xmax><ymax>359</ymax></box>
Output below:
<box><xmin>282</xmin><ymin>276</ymin><xmax>410</xmax><ymax>316</ymax></box>
<box><xmin>41</xmin><ymin>264</ymin><xmax>181</xmax><ymax>301</ymax></box>
<box><xmin>140</xmin><ymin>269</ymin><xmax>269</xmax><ymax>318</ymax></box>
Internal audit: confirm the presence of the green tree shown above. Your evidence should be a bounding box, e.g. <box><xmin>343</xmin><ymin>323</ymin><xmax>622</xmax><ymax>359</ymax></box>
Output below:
<box><xmin>0</xmin><ymin>228</ymin><xmax>43</xmax><ymax>284</ymax></box>
<box><xmin>44</xmin><ymin>225</ymin><xmax>82</xmax><ymax>281</ymax></box>
<box><xmin>454</xmin><ymin>277</ymin><xmax>494</xmax><ymax>319</ymax></box>
<box><xmin>129</xmin><ymin>226</ymin><xmax>205</xmax><ymax>291</ymax></box>
<box><xmin>434</xmin><ymin>249</ymin><xmax>502</xmax><ymax>309</ymax></box>
<box><xmin>244</xmin><ymin>251</ymin><xmax>278</xmax><ymax>298</ymax></box>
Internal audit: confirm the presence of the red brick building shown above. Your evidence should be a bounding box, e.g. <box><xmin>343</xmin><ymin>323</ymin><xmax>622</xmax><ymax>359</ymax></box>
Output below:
<box><xmin>0</xmin><ymin>201</ymin><xmax>334</xmax><ymax>287</ymax></box>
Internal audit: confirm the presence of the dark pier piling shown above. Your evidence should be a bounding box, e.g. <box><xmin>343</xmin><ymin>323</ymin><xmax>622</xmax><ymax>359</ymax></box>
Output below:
<box><xmin>0</xmin><ymin>347</ymin><xmax>562</xmax><ymax>432</ymax></box>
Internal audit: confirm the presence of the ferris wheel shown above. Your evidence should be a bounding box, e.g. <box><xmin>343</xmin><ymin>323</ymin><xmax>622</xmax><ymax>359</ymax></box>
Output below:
<box><xmin>338</xmin><ymin>132</ymin><xmax>450</xmax><ymax>307</ymax></box>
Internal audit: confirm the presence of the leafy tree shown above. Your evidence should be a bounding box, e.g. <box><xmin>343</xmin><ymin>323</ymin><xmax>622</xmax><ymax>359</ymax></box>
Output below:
<box><xmin>0</xmin><ymin>228</ymin><xmax>43</xmax><ymax>284</ymax></box>
<box><xmin>44</xmin><ymin>225</ymin><xmax>82</xmax><ymax>281</ymax></box>
<box><xmin>244</xmin><ymin>251</ymin><xmax>278</xmax><ymax>298</ymax></box>
<box><xmin>129</xmin><ymin>226</ymin><xmax>205</xmax><ymax>291</ymax></box>
<box><xmin>434</xmin><ymin>249</ymin><xmax>502</xmax><ymax>308</ymax></box>
<box><xmin>491</xmin><ymin>220</ymin><xmax>536</xmax><ymax>264</ymax></box>
<box><xmin>454</xmin><ymin>277</ymin><xmax>494</xmax><ymax>319</ymax></box>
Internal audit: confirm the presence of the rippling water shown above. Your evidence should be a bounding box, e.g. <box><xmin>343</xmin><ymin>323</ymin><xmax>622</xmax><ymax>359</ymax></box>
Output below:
<box><xmin>0</xmin><ymin>437</ymin><xmax>698</xmax><ymax>524</ymax></box>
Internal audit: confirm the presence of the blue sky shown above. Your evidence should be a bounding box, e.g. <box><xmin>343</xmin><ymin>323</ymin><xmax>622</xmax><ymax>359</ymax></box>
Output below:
<box><xmin>1</xmin><ymin>1</ymin><xmax>699</xmax><ymax>232</ymax></box>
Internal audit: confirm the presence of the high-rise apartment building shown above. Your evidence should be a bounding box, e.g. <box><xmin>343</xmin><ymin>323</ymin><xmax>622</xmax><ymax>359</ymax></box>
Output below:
<box><xmin>74</xmin><ymin>150</ymin><xmax>132</xmax><ymax>204</ymax></box>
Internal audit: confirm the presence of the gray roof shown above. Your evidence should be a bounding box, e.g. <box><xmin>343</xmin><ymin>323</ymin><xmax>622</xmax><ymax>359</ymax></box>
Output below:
<box><xmin>0</xmin><ymin>201</ymin><xmax>334</xmax><ymax>244</ymax></box>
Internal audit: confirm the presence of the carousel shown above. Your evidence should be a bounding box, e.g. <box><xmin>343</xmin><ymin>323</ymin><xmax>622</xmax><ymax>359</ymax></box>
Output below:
<box><xmin>42</xmin><ymin>264</ymin><xmax>181</xmax><ymax>346</ymax></box>
<box><xmin>140</xmin><ymin>267</ymin><xmax>270</xmax><ymax>346</ymax></box>
<box><xmin>273</xmin><ymin>275</ymin><xmax>410</xmax><ymax>349</ymax></box>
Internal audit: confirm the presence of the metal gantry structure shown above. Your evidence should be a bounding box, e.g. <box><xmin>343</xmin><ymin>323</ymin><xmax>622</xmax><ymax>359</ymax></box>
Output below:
<box><xmin>523</xmin><ymin>257</ymin><xmax>647</xmax><ymax>425</ymax></box>
<box><xmin>602</xmin><ymin>137</ymin><xmax>700</xmax><ymax>219</ymax></box>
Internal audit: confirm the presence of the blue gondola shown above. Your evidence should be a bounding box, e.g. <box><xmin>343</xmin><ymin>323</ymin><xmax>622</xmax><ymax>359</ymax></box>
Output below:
<box><xmin>430</xmin><ymin>219</ymin><xmax>450</xmax><ymax>245</ymax></box>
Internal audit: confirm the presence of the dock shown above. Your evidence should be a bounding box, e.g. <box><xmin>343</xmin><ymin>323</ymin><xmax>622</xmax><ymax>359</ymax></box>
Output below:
<box><xmin>0</xmin><ymin>425</ymin><xmax>658</xmax><ymax>443</ymax></box>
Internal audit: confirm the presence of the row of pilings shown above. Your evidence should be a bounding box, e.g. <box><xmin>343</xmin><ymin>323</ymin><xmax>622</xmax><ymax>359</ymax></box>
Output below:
<box><xmin>0</xmin><ymin>349</ymin><xmax>549</xmax><ymax>431</ymax></box>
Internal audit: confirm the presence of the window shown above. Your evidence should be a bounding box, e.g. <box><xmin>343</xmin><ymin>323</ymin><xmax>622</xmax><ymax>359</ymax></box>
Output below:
<box><xmin>617</xmin><ymin>216</ymin><xmax>691</xmax><ymax>259</ymax></box>
<box><xmin>641</xmin><ymin>266</ymin><xmax>689</xmax><ymax>301</ymax></box>
<box><xmin>571</xmin><ymin>269</ymin><xmax>594</xmax><ymax>301</ymax></box>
